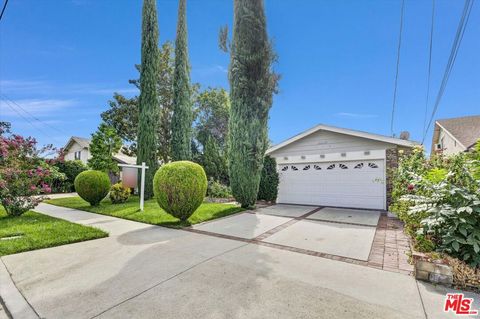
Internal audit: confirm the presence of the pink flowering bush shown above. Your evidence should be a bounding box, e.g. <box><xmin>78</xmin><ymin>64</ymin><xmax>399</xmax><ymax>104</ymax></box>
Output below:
<box><xmin>0</xmin><ymin>133</ymin><xmax>54</xmax><ymax>216</ymax></box>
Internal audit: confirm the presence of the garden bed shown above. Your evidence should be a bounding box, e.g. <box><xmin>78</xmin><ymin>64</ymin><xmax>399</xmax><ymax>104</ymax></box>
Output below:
<box><xmin>0</xmin><ymin>207</ymin><xmax>107</xmax><ymax>256</ymax></box>
<box><xmin>46</xmin><ymin>196</ymin><xmax>245</xmax><ymax>228</ymax></box>
<box><xmin>389</xmin><ymin>144</ymin><xmax>480</xmax><ymax>291</ymax></box>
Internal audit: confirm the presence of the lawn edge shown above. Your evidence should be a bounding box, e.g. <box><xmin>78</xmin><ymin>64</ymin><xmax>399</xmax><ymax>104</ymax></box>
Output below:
<box><xmin>45</xmin><ymin>199</ymin><xmax>246</xmax><ymax>229</ymax></box>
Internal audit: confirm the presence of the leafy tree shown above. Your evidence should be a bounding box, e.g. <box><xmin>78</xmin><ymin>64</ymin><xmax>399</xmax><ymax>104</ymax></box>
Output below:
<box><xmin>88</xmin><ymin>123</ymin><xmax>122</xmax><ymax>173</ymax></box>
<box><xmin>227</xmin><ymin>0</ymin><xmax>278</xmax><ymax>208</ymax></box>
<box><xmin>101</xmin><ymin>43</ymin><xmax>175</xmax><ymax>162</ymax></box>
<box><xmin>203</xmin><ymin>136</ymin><xmax>228</xmax><ymax>184</ymax></box>
<box><xmin>194</xmin><ymin>88</ymin><xmax>230</xmax><ymax>149</ymax></box>
<box><xmin>137</xmin><ymin>0</ymin><xmax>160</xmax><ymax>199</ymax></box>
<box><xmin>171</xmin><ymin>0</ymin><xmax>193</xmax><ymax>161</ymax></box>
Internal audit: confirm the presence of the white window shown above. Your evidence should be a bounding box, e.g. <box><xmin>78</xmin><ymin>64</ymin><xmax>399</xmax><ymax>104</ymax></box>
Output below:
<box><xmin>74</xmin><ymin>151</ymin><xmax>81</xmax><ymax>160</ymax></box>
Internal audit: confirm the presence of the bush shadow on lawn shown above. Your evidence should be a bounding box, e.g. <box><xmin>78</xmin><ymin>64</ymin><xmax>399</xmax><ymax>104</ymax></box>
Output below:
<box><xmin>46</xmin><ymin>196</ymin><xmax>244</xmax><ymax>229</ymax></box>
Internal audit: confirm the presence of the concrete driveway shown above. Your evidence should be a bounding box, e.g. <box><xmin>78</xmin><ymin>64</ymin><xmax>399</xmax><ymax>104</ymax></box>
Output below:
<box><xmin>1</xmin><ymin>203</ymin><xmax>478</xmax><ymax>319</ymax></box>
<box><xmin>194</xmin><ymin>205</ymin><xmax>380</xmax><ymax>261</ymax></box>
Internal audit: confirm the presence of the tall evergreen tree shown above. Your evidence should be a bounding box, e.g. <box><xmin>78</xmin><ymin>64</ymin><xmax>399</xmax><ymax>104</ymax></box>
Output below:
<box><xmin>137</xmin><ymin>0</ymin><xmax>160</xmax><ymax>199</ymax></box>
<box><xmin>171</xmin><ymin>0</ymin><xmax>193</xmax><ymax>161</ymax></box>
<box><xmin>228</xmin><ymin>0</ymin><xmax>278</xmax><ymax>208</ymax></box>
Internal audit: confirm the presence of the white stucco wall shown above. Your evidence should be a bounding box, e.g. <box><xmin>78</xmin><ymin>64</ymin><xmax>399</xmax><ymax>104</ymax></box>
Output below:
<box><xmin>64</xmin><ymin>142</ymin><xmax>90</xmax><ymax>164</ymax></box>
<box><xmin>438</xmin><ymin>129</ymin><xmax>465</xmax><ymax>155</ymax></box>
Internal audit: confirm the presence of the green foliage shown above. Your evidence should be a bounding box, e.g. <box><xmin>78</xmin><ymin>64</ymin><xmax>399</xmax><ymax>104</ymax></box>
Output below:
<box><xmin>202</xmin><ymin>137</ymin><xmax>228</xmax><ymax>184</ymax></box>
<box><xmin>153</xmin><ymin>161</ymin><xmax>207</xmax><ymax>221</ymax></box>
<box><xmin>54</xmin><ymin>160</ymin><xmax>87</xmax><ymax>192</ymax></box>
<box><xmin>74</xmin><ymin>170</ymin><xmax>110</xmax><ymax>206</ymax></box>
<box><xmin>392</xmin><ymin>145</ymin><xmax>480</xmax><ymax>267</ymax></box>
<box><xmin>41</xmin><ymin>163</ymin><xmax>68</xmax><ymax>193</ymax></box>
<box><xmin>194</xmin><ymin>88</ymin><xmax>230</xmax><ymax>149</ymax></box>
<box><xmin>207</xmin><ymin>178</ymin><xmax>232</xmax><ymax>198</ymax></box>
<box><xmin>101</xmin><ymin>42</ymin><xmax>175</xmax><ymax>162</ymax></box>
<box><xmin>257</xmin><ymin>155</ymin><xmax>279</xmax><ymax>202</ymax></box>
<box><xmin>414</xmin><ymin>234</ymin><xmax>435</xmax><ymax>253</ymax></box>
<box><xmin>109</xmin><ymin>183</ymin><xmax>131</xmax><ymax>204</ymax></box>
<box><xmin>88</xmin><ymin>123</ymin><xmax>122</xmax><ymax>174</ymax></box>
<box><xmin>137</xmin><ymin>0</ymin><xmax>161</xmax><ymax>199</ymax></box>
<box><xmin>228</xmin><ymin>0</ymin><xmax>278</xmax><ymax>208</ymax></box>
<box><xmin>425</xmin><ymin>168</ymin><xmax>448</xmax><ymax>184</ymax></box>
<box><xmin>171</xmin><ymin>0</ymin><xmax>193</xmax><ymax>161</ymax></box>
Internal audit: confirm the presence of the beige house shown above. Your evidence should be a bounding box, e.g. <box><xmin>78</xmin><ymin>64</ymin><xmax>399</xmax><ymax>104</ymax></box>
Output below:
<box><xmin>63</xmin><ymin>136</ymin><xmax>136</xmax><ymax>165</ymax></box>
<box><xmin>266</xmin><ymin>124</ymin><xmax>417</xmax><ymax>210</ymax></box>
<box><xmin>431</xmin><ymin>115</ymin><xmax>480</xmax><ymax>156</ymax></box>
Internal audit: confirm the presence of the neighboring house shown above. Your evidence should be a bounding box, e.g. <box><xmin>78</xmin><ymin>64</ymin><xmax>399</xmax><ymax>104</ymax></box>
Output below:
<box><xmin>63</xmin><ymin>136</ymin><xmax>136</xmax><ymax>165</ymax></box>
<box><xmin>266</xmin><ymin>124</ymin><xmax>417</xmax><ymax>210</ymax></box>
<box><xmin>431</xmin><ymin>115</ymin><xmax>480</xmax><ymax>156</ymax></box>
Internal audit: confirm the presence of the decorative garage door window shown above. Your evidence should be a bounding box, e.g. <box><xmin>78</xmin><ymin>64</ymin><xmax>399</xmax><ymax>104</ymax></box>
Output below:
<box><xmin>354</xmin><ymin>163</ymin><xmax>364</xmax><ymax>169</ymax></box>
<box><xmin>368</xmin><ymin>163</ymin><xmax>379</xmax><ymax>168</ymax></box>
<box><xmin>327</xmin><ymin>164</ymin><xmax>335</xmax><ymax>170</ymax></box>
<box><xmin>303</xmin><ymin>165</ymin><xmax>310</xmax><ymax>170</ymax></box>
<box><xmin>291</xmin><ymin>166</ymin><xmax>298</xmax><ymax>171</ymax></box>
<box><xmin>314</xmin><ymin>164</ymin><xmax>321</xmax><ymax>170</ymax></box>
<box><xmin>339</xmin><ymin>163</ymin><xmax>348</xmax><ymax>169</ymax></box>
<box><xmin>281</xmin><ymin>166</ymin><xmax>288</xmax><ymax>171</ymax></box>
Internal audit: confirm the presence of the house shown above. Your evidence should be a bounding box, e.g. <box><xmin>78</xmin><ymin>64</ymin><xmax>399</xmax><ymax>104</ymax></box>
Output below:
<box><xmin>431</xmin><ymin>115</ymin><xmax>480</xmax><ymax>156</ymax></box>
<box><xmin>266</xmin><ymin>124</ymin><xmax>417</xmax><ymax>210</ymax></box>
<box><xmin>63</xmin><ymin>136</ymin><xmax>136</xmax><ymax>165</ymax></box>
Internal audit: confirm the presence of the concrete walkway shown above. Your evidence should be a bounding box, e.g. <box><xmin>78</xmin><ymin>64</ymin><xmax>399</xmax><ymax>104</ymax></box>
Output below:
<box><xmin>1</xmin><ymin>204</ymin><xmax>478</xmax><ymax>319</ymax></box>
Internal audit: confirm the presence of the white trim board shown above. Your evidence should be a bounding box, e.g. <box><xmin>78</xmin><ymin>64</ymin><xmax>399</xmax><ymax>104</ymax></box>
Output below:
<box><xmin>267</xmin><ymin>124</ymin><xmax>417</xmax><ymax>155</ymax></box>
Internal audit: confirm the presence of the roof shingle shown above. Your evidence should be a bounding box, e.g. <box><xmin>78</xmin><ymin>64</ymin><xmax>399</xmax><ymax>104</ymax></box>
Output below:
<box><xmin>437</xmin><ymin>115</ymin><xmax>480</xmax><ymax>149</ymax></box>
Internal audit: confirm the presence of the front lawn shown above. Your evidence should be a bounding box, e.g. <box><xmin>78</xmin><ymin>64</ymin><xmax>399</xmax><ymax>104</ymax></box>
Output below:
<box><xmin>46</xmin><ymin>196</ymin><xmax>244</xmax><ymax>228</ymax></box>
<box><xmin>0</xmin><ymin>207</ymin><xmax>108</xmax><ymax>256</ymax></box>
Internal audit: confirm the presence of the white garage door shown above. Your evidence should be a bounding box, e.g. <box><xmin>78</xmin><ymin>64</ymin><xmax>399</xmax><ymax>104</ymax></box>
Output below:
<box><xmin>277</xmin><ymin>159</ymin><xmax>385</xmax><ymax>210</ymax></box>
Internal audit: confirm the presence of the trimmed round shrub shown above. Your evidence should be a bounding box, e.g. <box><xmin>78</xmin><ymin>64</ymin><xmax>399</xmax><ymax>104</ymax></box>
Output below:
<box><xmin>109</xmin><ymin>182</ymin><xmax>131</xmax><ymax>204</ymax></box>
<box><xmin>153</xmin><ymin>161</ymin><xmax>207</xmax><ymax>221</ymax></box>
<box><xmin>74</xmin><ymin>170</ymin><xmax>110</xmax><ymax>206</ymax></box>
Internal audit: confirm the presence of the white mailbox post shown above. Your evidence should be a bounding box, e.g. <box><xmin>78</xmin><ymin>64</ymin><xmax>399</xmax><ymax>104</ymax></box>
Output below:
<box><xmin>118</xmin><ymin>162</ymin><xmax>149</xmax><ymax>211</ymax></box>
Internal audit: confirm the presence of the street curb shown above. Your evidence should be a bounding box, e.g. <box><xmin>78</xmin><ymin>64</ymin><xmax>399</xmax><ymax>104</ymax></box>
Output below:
<box><xmin>0</xmin><ymin>259</ymin><xmax>39</xmax><ymax>319</ymax></box>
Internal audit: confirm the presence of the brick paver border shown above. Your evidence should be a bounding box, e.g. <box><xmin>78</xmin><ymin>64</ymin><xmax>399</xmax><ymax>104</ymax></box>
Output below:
<box><xmin>184</xmin><ymin>206</ymin><xmax>413</xmax><ymax>275</ymax></box>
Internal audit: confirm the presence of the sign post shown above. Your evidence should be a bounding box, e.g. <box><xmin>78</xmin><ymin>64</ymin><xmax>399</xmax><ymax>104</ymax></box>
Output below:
<box><xmin>118</xmin><ymin>162</ymin><xmax>149</xmax><ymax>211</ymax></box>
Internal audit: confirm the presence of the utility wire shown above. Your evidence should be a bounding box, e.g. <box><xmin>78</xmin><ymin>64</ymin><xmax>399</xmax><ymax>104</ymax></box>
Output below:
<box><xmin>0</xmin><ymin>94</ymin><xmax>68</xmax><ymax>135</ymax></box>
<box><xmin>422</xmin><ymin>0</ymin><xmax>436</xmax><ymax>138</ymax></box>
<box><xmin>390</xmin><ymin>0</ymin><xmax>405</xmax><ymax>137</ymax></box>
<box><xmin>422</xmin><ymin>0</ymin><xmax>474</xmax><ymax>143</ymax></box>
<box><xmin>0</xmin><ymin>97</ymin><xmax>59</xmax><ymax>140</ymax></box>
<box><xmin>0</xmin><ymin>0</ymin><xmax>9</xmax><ymax>22</ymax></box>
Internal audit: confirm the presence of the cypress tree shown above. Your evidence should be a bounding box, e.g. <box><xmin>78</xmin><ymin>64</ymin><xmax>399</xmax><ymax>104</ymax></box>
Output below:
<box><xmin>228</xmin><ymin>0</ymin><xmax>277</xmax><ymax>208</ymax></box>
<box><xmin>171</xmin><ymin>0</ymin><xmax>192</xmax><ymax>161</ymax></box>
<box><xmin>137</xmin><ymin>0</ymin><xmax>160</xmax><ymax>199</ymax></box>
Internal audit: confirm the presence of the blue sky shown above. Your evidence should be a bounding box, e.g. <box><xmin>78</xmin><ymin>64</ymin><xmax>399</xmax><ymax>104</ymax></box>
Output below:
<box><xmin>0</xmin><ymin>0</ymin><xmax>478</xmax><ymax>152</ymax></box>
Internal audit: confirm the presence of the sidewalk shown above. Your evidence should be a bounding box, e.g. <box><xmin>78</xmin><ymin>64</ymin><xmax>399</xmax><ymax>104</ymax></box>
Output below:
<box><xmin>0</xmin><ymin>203</ymin><xmax>478</xmax><ymax>318</ymax></box>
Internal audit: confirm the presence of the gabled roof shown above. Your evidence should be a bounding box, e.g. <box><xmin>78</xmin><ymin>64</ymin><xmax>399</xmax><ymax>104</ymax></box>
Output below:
<box><xmin>434</xmin><ymin>115</ymin><xmax>480</xmax><ymax>150</ymax></box>
<box><xmin>63</xmin><ymin>136</ymin><xmax>91</xmax><ymax>151</ymax></box>
<box><xmin>267</xmin><ymin>123</ymin><xmax>418</xmax><ymax>154</ymax></box>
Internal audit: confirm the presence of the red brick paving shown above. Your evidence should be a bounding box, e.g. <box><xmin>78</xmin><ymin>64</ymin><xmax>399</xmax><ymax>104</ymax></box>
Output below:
<box><xmin>367</xmin><ymin>214</ymin><xmax>413</xmax><ymax>275</ymax></box>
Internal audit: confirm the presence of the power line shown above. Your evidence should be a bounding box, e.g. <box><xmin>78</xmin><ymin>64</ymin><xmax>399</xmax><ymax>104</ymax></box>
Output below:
<box><xmin>422</xmin><ymin>0</ymin><xmax>474</xmax><ymax>143</ymax></box>
<box><xmin>0</xmin><ymin>0</ymin><xmax>9</xmax><ymax>22</ymax></box>
<box><xmin>390</xmin><ymin>0</ymin><xmax>405</xmax><ymax>137</ymax></box>
<box><xmin>0</xmin><ymin>94</ymin><xmax>68</xmax><ymax>135</ymax></box>
<box><xmin>0</xmin><ymin>97</ymin><xmax>58</xmax><ymax>140</ymax></box>
<box><xmin>422</xmin><ymin>0</ymin><xmax>436</xmax><ymax>137</ymax></box>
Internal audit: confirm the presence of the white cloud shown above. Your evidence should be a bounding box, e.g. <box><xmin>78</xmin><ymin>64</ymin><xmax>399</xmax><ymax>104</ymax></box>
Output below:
<box><xmin>335</xmin><ymin>112</ymin><xmax>379</xmax><ymax>119</ymax></box>
<box><xmin>0</xmin><ymin>79</ymin><xmax>137</xmax><ymax>96</ymax></box>
<box><xmin>0</xmin><ymin>99</ymin><xmax>76</xmax><ymax>117</ymax></box>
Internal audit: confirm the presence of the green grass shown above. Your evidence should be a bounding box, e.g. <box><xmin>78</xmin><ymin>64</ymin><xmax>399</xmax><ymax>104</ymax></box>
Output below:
<box><xmin>0</xmin><ymin>207</ymin><xmax>108</xmax><ymax>256</ymax></box>
<box><xmin>46</xmin><ymin>196</ymin><xmax>244</xmax><ymax>228</ymax></box>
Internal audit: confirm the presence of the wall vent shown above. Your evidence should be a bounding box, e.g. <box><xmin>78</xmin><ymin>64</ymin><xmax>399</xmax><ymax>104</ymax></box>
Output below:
<box><xmin>341</xmin><ymin>153</ymin><xmax>346</xmax><ymax>157</ymax></box>
<box><xmin>320</xmin><ymin>154</ymin><xmax>325</xmax><ymax>159</ymax></box>
<box><xmin>364</xmin><ymin>151</ymin><xmax>370</xmax><ymax>155</ymax></box>
<box><xmin>301</xmin><ymin>155</ymin><xmax>306</xmax><ymax>159</ymax></box>
<box><xmin>283</xmin><ymin>156</ymin><xmax>288</xmax><ymax>160</ymax></box>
